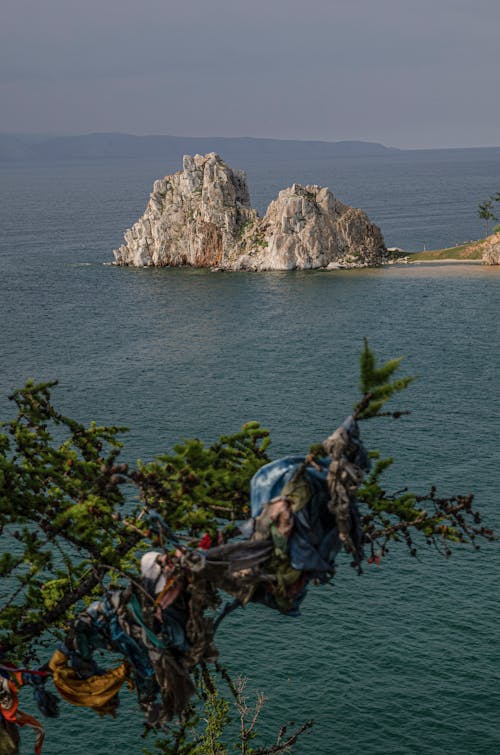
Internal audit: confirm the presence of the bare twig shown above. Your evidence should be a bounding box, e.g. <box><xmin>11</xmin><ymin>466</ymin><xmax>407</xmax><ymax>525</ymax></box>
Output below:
<box><xmin>252</xmin><ymin>719</ymin><xmax>315</xmax><ymax>754</ymax></box>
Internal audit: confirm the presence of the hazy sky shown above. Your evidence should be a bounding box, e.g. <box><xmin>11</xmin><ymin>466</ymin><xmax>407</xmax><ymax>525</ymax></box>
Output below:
<box><xmin>2</xmin><ymin>0</ymin><xmax>499</xmax><ymax>148</ymax></box>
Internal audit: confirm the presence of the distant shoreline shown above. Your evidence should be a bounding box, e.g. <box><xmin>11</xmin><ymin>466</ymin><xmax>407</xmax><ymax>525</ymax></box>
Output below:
<box><xmin>2</xmin><ymin>132</ymin><xmax>500</xmax><ymax>163</ymax></box>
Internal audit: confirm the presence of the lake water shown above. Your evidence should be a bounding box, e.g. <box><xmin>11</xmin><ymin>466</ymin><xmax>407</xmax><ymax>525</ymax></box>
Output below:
<box><xmin>0</xmin><ymin>151</ymin><xmax>499</xmax><ymax>754</ymax></box>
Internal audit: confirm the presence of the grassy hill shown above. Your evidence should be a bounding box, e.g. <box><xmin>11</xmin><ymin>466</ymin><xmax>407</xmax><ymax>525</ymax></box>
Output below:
<box><xmin>409</xmin><ymin>239</ymin><xmax>486</xmax><ymax>261</ymax></box>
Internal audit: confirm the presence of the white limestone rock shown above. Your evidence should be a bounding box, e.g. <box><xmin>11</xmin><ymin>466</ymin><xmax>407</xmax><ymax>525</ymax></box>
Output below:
<box><xmin>482</xmin><ymin>232</ymin><xmax>500</xmax><ymax>265</ymax></box>
<box><xmin>113</xmin><ymin>153</ymin><xmax>387</xmax><ymax>270</ymax></box>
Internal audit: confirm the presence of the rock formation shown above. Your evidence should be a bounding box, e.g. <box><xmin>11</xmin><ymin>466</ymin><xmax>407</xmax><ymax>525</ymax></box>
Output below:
<box><xmin>481</xmin><ymin>232</ymin><xmax>500</xmax><ymax>265</ymax></box>
<box><xmin>113</xmin><ymin>153</ymin><xmax>387</xmax><ymax>270</ymax></box>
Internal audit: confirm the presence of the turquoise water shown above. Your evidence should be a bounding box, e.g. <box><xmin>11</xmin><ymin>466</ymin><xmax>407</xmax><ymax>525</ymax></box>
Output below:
<box><xmin>1</xmin><ymin>156</ymin><xmax>499</xmax><ymax>753</ymax></box>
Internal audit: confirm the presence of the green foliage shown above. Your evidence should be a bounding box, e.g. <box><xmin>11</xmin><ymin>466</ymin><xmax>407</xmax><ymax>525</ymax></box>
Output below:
<box><xmin>146</xmin><ymin>667</ymin><xmax>313</xmax><ymax>754</ymax></box>
<box><xmin>143</xmin><ymin>672</ymin><xmax>231</xmax><ymax>754</ymax></box>
<box><xmin>194</xmin><ymin>687</ymin><xmax>231</xmax><ymax>754</ymax></box>
<box><xmin>0</xmin><ymin>382</ymin><xmax>271</xmax><ymax>662</ymax></box>
<box><xmin>143</xmin><ymin>664</ymin><xmax>314</xmax><ymax>755</ymax></box>
<box><xmin>236</xmin><ymin>217</ymin><xmax>256</xmax><ymax>240</ymax></box>
<box><xmin>478</xmin><ymin>198</ymin><xmax>498</xmax><ymax>237</ymax></box>
<box><xmin>492</xmin><ymin>224</ymin><xmax>500</xmax><ymax>234</ymax></box>
<box><xmin>0</xmin><ymin>344</ymin><xmax>495</xmax><ymax>753</ymax></box>
<box><xmin>357</xmin><ymin>452</ymin><xmax>484</xmax><ymax>559</ymax></box>
<box><xmin>355</xmin><ymin>338</ymin><xmax>414</xmax><ymax>419</ymax></box>
<box><xmin>354</xmin><ymin>342</ymin><xmax>493</xmax><ymax>558</ymax></box>
<box><xmin>138</xmin><ymin>421</ymin><xmax>271</xmax><ymax>539</ymax></box>
<box><xmin>0</xmin><ymin>346</ymin><xmax>492</xmax><ymax>666</ymax></box>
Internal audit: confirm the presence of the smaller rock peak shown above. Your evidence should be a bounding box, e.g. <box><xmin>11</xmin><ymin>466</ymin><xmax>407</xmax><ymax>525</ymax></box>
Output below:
<box><xmin>204</xmin><ymin>152</ymin><xmax>221</xmax><ymax>162</ymax></box>
<box><xmin>286</xmin><ymin>183</ymin><xmax>323</xmax><ymax>199</ymax></box>
<box><xmin>182</xmin><ymin>152</ymin><xmax>225</xmax><ymax>173</ymax></box>
<box><xmin>182</xmin><ymin>154</ymin><xmax>195</xmax><ymax>172</ymax></box>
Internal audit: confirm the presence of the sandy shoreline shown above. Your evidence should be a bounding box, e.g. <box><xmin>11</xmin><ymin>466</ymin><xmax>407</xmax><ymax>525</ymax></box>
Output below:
<box><xmin>408</xmin><ymin>258</ymin><xmax>483</xmax><ymax>264</ymax></box>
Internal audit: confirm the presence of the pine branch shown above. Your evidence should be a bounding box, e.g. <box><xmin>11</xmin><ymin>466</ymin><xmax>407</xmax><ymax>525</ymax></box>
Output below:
<box><xmin>355</xmin><ymin>338</ymin><xmax>414</xmax><ymax>419</ymax></box>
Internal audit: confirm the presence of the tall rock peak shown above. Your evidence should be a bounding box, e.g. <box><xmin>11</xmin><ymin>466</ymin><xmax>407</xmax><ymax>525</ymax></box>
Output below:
<box><xmin>113</xmin><ymin>153</ymin><xmax>387</xmax><ymax>270</ymax></box>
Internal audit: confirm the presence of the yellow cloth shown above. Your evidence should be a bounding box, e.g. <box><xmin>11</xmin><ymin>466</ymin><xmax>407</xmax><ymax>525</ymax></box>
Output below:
<box><xmin>48</xmin><ymin>649</ymin><xmax>129</xmax><ymax>715</ymax></box>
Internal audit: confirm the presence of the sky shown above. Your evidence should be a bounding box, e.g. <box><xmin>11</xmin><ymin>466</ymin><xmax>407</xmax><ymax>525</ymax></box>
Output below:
<box><xmin>1</xmin><ymin>0</ymin><xmax>499</xmax><ymax>149</ymax></box>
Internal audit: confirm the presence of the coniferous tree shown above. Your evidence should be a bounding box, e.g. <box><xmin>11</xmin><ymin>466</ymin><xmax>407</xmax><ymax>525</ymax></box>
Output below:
<box><xmin>0</xmin><ymin>344</ymin><xmax>494</xmax><ymax>752</ymax></box>
<box><xmin>478</xmin><ymin>199</ymin><xmax>498</xmax><ymax>237</ymax></box>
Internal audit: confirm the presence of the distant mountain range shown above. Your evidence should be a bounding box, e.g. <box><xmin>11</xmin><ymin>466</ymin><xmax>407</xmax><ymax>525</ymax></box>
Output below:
<box><xmin>0</xmin><ymin>132</ymin><xmax>399</xmax><ymax>162</ymax></box>
<box><xmin>0</xmin><ymin>133</ymin><xmax>499</xmax><ymax>163</ymax></box>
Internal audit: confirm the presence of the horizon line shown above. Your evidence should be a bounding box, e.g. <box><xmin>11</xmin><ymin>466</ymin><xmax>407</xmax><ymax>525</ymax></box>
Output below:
<box><xmin>1</xmin><ymin>130</ymin><xmax>500</xmax><ymax>152</ymax></box>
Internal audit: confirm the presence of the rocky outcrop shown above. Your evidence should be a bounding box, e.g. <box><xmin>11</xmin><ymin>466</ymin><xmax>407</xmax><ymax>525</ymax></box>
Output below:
<box><xmin>113</xmin><ymin>153</ymin><xmax>387</xmax><ymax>270</ymax></box>
<box><xmin>481</xmin><ymin>232</ymin><xmax>500</xmax><ymax>265</ymax></box>
<box><xmin>113</xmin><ymin>153</ymin><xmax>257</xmax><ymax>268</ymax></box>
